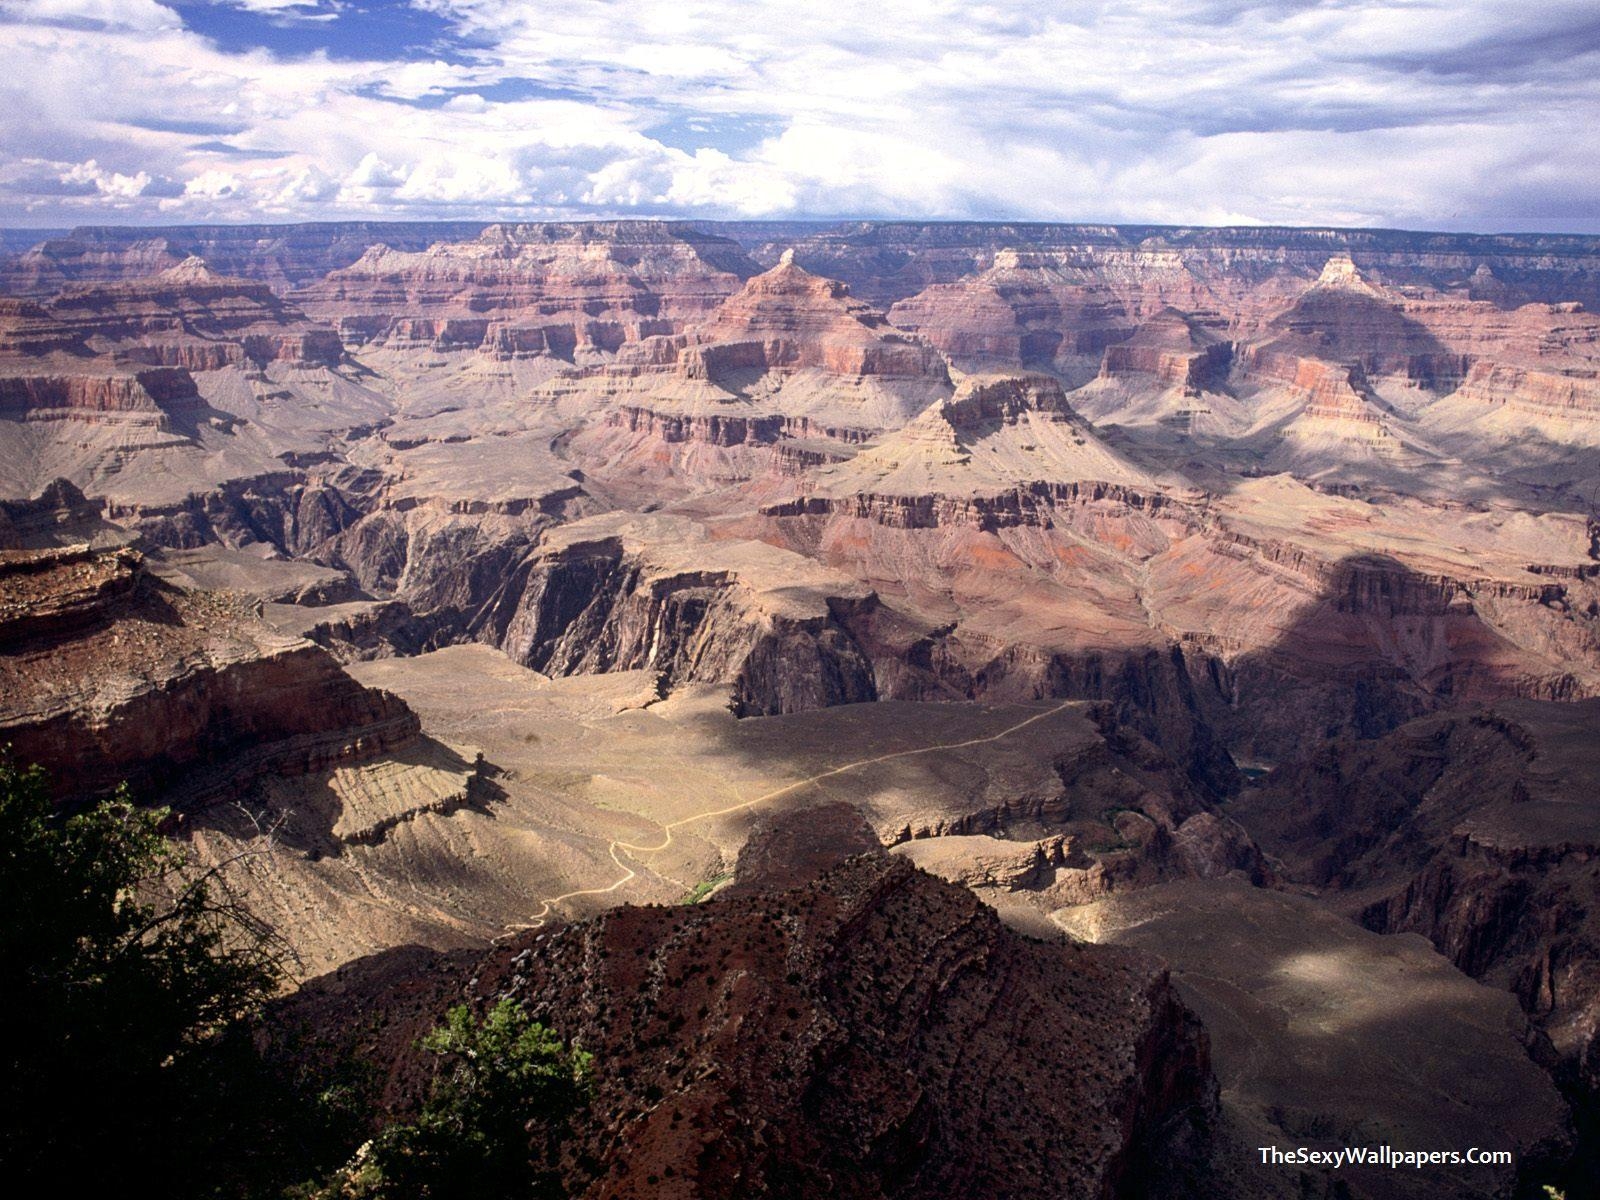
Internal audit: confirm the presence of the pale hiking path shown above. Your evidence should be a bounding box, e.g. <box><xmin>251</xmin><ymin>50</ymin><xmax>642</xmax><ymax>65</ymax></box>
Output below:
<box><xmin>510</xmin><ymin>700</ymin><xmax>1077</xmax><ymax>931</ymax></box>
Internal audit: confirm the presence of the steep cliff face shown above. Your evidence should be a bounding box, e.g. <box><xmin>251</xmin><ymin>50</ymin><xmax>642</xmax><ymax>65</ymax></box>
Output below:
<box><xmin>704</xmin><ymin>252</ymin><xmax>949</xmax><ymax>383</ymax></box>
<box><xmin>887</xmin><ymin>247</ymin><xmax>1135</xmax><ymax>376</ymax></box>
<box><xmin>42</xmin><ymin>257</ymin><xmax>344</xmax><ymax>367</ymax></box>
<box><xmin>1098</xmin><ymin>307</ymin><xmax>1233</xmax><ymax>391</ymax></box>
<box><xmin>0</xmin><ymin>366</ymin><xmax>203</xmax><ymax>418</ymax></box>
<box><xmin>0</xmin><ymin>542</ymin><xmax>418</xmax><ymax>804</ymax></box>
<box><xmin>0</xmin><ymin>255</ymin><xmax>396</xmax><ymax>510</ymax></box>
<box><xmin>737</xmin><ymin>221</ymin><xmax>1600</xmax><ymax>310</ymax></box>
<box><xmin>0</xmin><ymin>478</ymin><xmax>113</xmax><ymax>549</ymax></box>
<box><xmin>1249</xmin><ymin>259</ymin><xmax>1469</xmax><ymax>387</ymax></box>
<box><xmin>474</xmin><ymin>514</ymin><xmax>879</xmax><ymax>716</ymax></box>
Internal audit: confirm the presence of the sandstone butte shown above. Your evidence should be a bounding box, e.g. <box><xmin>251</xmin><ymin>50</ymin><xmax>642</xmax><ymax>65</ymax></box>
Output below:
<box><xmin>6</xmin><ymin>219</ymin><xmax>1600</xmax><ymax>1197</ymax></box>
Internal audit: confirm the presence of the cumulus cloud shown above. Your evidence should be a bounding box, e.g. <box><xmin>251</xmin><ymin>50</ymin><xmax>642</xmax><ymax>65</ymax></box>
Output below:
<box><xmin>184</xmin><ymin>168</ymin><xmax>242</xmax><ymax>198</ymax></box>
<box><xmin>0</xmin><ymin>0</ymin><xmax>1596</xmax><ymax>229</ymax></box>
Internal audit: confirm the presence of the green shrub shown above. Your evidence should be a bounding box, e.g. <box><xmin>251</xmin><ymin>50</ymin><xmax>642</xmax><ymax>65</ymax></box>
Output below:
<box><xmin>299</xmin><ymin>998</ymin><xmax>591</xmax><ymax>1199</ymax></box>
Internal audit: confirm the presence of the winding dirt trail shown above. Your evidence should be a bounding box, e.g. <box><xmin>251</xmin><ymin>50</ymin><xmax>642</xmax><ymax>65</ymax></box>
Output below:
<box><xmin>511</xmin><ymin>700</ymin><xmax>1077</xmax><ymax>931</ymax></box>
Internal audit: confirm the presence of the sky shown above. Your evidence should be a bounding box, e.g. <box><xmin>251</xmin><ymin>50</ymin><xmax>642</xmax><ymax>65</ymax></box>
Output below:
<box><xmin>1</xmin><ymin>0</ymin><xmax>1598</xmax><ymax>231</ymax></box>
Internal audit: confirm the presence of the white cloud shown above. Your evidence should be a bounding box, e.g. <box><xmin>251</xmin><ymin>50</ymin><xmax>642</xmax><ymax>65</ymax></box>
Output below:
<box><xmin>184</xmin><ymin>168</ymin><xmax>242</xmax><ymax>198</ymax></box>
<box><xmin>274</xmin><ymin>163</ymin><xmax>337</xmax><ymax>203</ymax></box>
<box><xmin>0</xmin><ymin>0</ymin><xmax>1597</xmax><ymax>228</ymax></box>
<box><xmin>36</xmin><ymin>158</ymin><xmax>161</xmax><ymax>200</ymax></box>
<box><xmin>0</xmin><ymin>0</ymin><xmax>178</xmax><ymax>31</ymax></box>
<box><xmin>345</xmin><ymin>151</ymin><xmax>406</xmax><ymax>189</ymax></box>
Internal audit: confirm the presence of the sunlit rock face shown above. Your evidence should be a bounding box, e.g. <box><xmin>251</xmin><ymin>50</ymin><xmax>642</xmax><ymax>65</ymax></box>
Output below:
<box><xmin>293</xmin><ymin>221</ymin><xmax>757</xmax><ymax>357</ymax></box>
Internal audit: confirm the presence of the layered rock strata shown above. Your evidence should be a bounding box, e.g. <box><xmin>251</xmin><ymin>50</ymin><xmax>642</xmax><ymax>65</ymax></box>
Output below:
<box><xmin>0</xmin><ymin>541</ymin><xmax>417</xmax><ymax>803</ymax></box>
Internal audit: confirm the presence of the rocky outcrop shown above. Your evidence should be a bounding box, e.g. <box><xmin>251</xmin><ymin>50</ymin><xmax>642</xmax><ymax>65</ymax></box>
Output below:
<box><xmin>875</xmin><ymin>701</ymin><xmax>1265</xmax><ymax>897</ymax></box>
<box><xmin>1452</xmin><ymin>359</ymin><xmax>1600</xmax><ymax>419</ymax></box>
<box><xmin>0</xmin><ymin>366</ymin><xmax>203</xmax><ymax>418</ymax></box>
<box><xmin>41</xmin><ymin>258</ymin><xmax>343</xmax><ymax>363</ymax></box>
<box><xmin>0</xmin><ymin>221</ymin><xmax>493</xmax><ymax>295</ymax></box>
<box><xmin>0</xmin><ymin>478</ymin><xmax>111</xmax><ymax>549</ymax></box>
<box><xmin>312</xmin><ymin>847</ymin><xmax>1210</xmax><ymax>1200</ymax></box>
<box><xmin>0</xmin><ymin>297</ymin><xmax>86</xmax><ymax>357</ymax></box>
<box><xmin>761</xmin><ymin>477</ymin><xmax>1178</xmax><ymax>531</ymax></box>
<box><xmin>888</xmin><ymin>247</ymin><xmax>1134</xmax><ymax>374</ymax></box>
<box><xmin>0</xmin><ymin>543</ymin><xmax>418</xmax><ymax>804</ymax></box>
<box><xmin>734</xmin><ymin>221</ymin><xmax>1600</xmax><ymax>310</ymax></box>
<box><xmin>895</xmin><ymin>833</ymin><xmax>1071</xmax><ymax>889</ymax></box>
<box><xmin>1098</xmin><ymin>308</ymin><xmax>1232</xmax><ymax>391</ymax></box>
<box><xmin>703</xmin><ymin>251</ymin><xmax>949</xmax><ymax>383</ymax></box>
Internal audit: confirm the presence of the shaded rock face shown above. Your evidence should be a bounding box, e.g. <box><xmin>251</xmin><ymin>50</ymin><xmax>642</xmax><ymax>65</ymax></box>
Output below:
<box><xmin>0</xmin><ymin>541</ymin><xmax>418</xmax><ymax>804</ymax></box>
<box><xmin>477</xmin><ymin>532</ymin><xmax>879</xmax><ymax>717</ymax></box>
<box><xmin>887</xmin><ymin>248</ymin><xmax>1135</xmax><ymax>375</ymax></box>
<box><xmin>880</xmin><ymin>707</ymin><xmax>1270</xmax><ymax>908</ymax></box>
<box><xmin>0</xmin><ymin>478</ymin><xmax>111</xmax><ymax>549</ymax></box>
<box><xmin>0</xmin><ymin>365</ymin><xmax>204</xmax><ymax>418</ymax></box>
<box><xmin>1056</xmin><ymin>877</ymin><xmax>1575</xmax><ymax>1200</ymax></box>
<box><xmin>0</xmin><ymin>259</ymin><xmax>345</xmax><ymax>395</ymax></box>
<box><xmin>43</xmin><ymin>259</ymin><xmax>344</xmax><ymax>366</ymax></box>
<box><xmin>321</xmin><ymin>850</ymin><xmax>1212</xmax><ymax>1200</ymax></box>
<box><xmin>1098</xmin><ymin>307</ymin><xmax>1232</xmax><ymax>391</ymax></box>
<box><xmin>1232</xmin><ymin>700</ymin><xmax>1600</xmax><ymax>1108</ymax></box>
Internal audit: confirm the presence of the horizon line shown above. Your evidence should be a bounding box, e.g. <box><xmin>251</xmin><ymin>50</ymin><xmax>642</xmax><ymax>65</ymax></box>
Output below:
<box><xmin>5</xmin><ymin>216</ymin><xmax>1600</xmax><ymax>241</ymax></box>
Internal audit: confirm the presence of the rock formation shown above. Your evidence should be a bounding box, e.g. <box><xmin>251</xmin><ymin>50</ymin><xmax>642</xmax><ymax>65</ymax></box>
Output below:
<box><xmin>0</xmin><ymin>536</ymin><xmax>416</xmax><ymax>804</ymax></box>
<box><xmin>294</xmin><ymin>221</ymin><xmax>755</xmax><ymax>357</ymax></box>
<box><xmin>278</xmin><ymin>844</ymin><xmax>1217</xmax><ymax>1200</ymax></box>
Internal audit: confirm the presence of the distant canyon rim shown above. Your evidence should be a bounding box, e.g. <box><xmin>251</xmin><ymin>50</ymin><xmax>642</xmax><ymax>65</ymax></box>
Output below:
<box><xmin>5</xmin><ymin>218</ymin><xmax>1600</xmax><ymax>1198</ymax></box>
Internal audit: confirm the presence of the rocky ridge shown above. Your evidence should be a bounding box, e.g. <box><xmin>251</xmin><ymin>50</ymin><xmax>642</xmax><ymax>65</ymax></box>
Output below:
<box><xmin>279</xmin><ymin>838</ymin><xmax>1217</xmax><ymax>1200</ymax></box>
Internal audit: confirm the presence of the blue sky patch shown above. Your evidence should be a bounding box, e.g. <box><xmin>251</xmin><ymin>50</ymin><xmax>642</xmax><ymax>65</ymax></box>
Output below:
<box><xmin>646</xmin><ymin>112</ymin><xmax>788</xmax><ymax>156</ymax></box>
<box><xmin>170</xmin><ymin>0</ymin><xmax>479</xmax><ymax>63</ymax></box>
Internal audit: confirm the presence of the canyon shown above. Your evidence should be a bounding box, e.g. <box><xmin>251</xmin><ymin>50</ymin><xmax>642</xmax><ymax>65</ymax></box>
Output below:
<box><xmin>5</xmin><ymin>218</ymin><xmax>1600</xmax><ymax>1197</ymax></box>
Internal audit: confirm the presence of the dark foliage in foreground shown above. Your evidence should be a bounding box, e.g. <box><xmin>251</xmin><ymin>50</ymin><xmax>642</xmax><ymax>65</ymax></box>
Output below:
<box><xmin>0</xmin><ymin>754</ymin><xmax>590</xmax><ymax>1199</ymax></box>
<box><xmin>0</xmin><ymin>755</ymin><xmax>287</xmax><ymax>1195</ymax></box>
<box><xmin>293</xmin><ymin>998</ymin><xmax>592</xmax><ymax>1200</ymax></box>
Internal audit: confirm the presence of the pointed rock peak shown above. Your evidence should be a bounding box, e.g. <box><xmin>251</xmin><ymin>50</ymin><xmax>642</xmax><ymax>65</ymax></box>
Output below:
<box><xmin>1313</xmin><ymin>252</ymin><xmax>1377</xmax><ymax>293</ymax></box>
<box><xmin>738</xmin><ymin>250</ymin><xmax>851</xmax><ymax>301</ymax></box>
<box><xmin>1149</xmin><ymin>306</ymin><xmax>1198</xmax><ymax>327</ymax></box>
<box><xmin>1472</xmin><ymin>263</ymin><xmax>1497</xmax><ymax>279</ymax></box>
<box><xmin>856</xmin><ymin>403</ymin><xmax>971</xmax><ymax>468</ymax></box>
<box><xmin>159</xmin><ymin>255</ymin><xmax>219</xmax><ymax>283</ymax></box>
